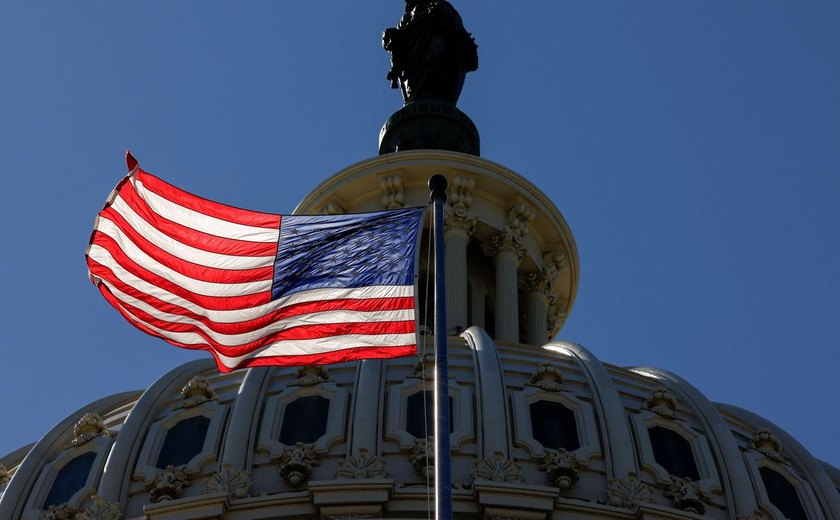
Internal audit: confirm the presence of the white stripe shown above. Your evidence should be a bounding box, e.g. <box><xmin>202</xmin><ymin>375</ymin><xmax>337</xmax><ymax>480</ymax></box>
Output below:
<box><xmin>132</xmin><ymin>176</ymin><xmax>278</xmax><ymax>243</ymax></box>
<box><xmin>112</xmin><ymin>300</ymin><xmax>415</xmax><ymax>369</ymax></box>
<box><xmin>90</xmin><ymin>234</ymin><xmax>271</xmax><ymax>297</ymax></box>
<box><xmin>108</xmin><ymin>197</ymin><xmax>275</xmax><ymax>270</ymax></box>
<box><xmin>89</xmin><ymin>246</ymin><xmax>413</xmax><ymax>322</ymax></box>
<box><xmin>104</xmin><ymin>281</ymin><xmax>414</xmax><ymax>347</ymax></box>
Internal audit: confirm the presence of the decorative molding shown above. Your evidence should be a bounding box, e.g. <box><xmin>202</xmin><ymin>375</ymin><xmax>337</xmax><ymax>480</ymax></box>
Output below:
<box><xmin>276</xmin><ymin>443</ymin><xmax>320</xmax><ymax>487</ymax></box>
<box><xmin>543</xmin><ymin>249</ymin><xmax>568</xmax><ymax>276</ymax></box>
<box><xmin>380</xmin><ymin>174</ymin><xmax>405</xmax><ymax>209</ymax></box>
<box><xmin>145</xmin><ymin>465</ymin><xmax>193</xmax><ymax>503</ymax></box>
<box><xmin>538</xmin><ymin>448</ymin><xmax>581</xmax><ymax>491</ymax></box>
<box><xmin>644</xmin><ymin>387</ymin><xmax>678</xmax><ymax>419</ymax></box>
<box><xmin>335</xmin><ymin>448</ymin><xmax>388</xmax><ymax>479</ymax></box>
<box><xmin>528</xmin><ymin>363</ymin><xmax>564</xmax><ymax>392</ymax></box>
<box><xmin>76</xmin><ymin>496</ymin><xmax>122</xmax><ymax>520</ymax></box>
<box><xmin>447</xmin><ymin>174</ymin><xmax>475</xmax><ymax>216</ymax></box>
<box><xmin>297</xmin><ymin>366</ymin><xmax>329</xmax><ymax>387</ymax></box>
<box><xmin>201</xmin><ymin>464</ymin><xmax>254</xmax><ymax>499</ymax></box>
<box><xmin>413</xmin><ymin>353</ymin><xmax>435</xmax><ymax>381</ymax></box>
<box><xmin>662</xmin><ymin>476</ymin><xmax>708</xmax><ymax>515</ymax></box>
<box><xmin>180</xmin><ymin>375</ymin><xmax>217</xmax><ymax>409</ymax></box>
<box><xmin>320</xmin><ymin>198</ymin><xmax>345</xmax><ymax>215</ymax></box>
<box><xmin>0</xmin><ymin>463</ymin><xmax>9</xmax><ymax>485</ymax></box>
<box><xmin>69</xmin><ymin>412</ymin><xmax>109</xmax><ymax>447</ymax></box>
<box><xmin>39</xmin><ymin>503</ymin><xmax>77</xmax><ymax>520</ymax></box>
<box><xmin>750</xmin><ymin>429</ymin><xmax>785</xmax><ymax>463</ymax></box>
<box><xmin>600</xmin><ymin>475</ymin><xmax>655</xmax><ymax>509</ymax></box>
<box><xmin>472</xmin><ymin>452</ymin><xmax>523</xmax><ymax>483</ymax></box>
<box><xmin>409</xmin><ymin>438</ymin><xmax>433</xmax><ymax>480</ymax></box>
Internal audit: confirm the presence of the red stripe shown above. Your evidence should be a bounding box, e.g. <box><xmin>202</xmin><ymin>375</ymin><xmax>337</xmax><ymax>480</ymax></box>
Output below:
<box><xmin>136</xmin><ymin>169</ymin><xmax>281</xmax><ymax>229</ymax></box>
<box><xmin>118</xmin><ymin>181</ymin><xmax>278</xmax><ymax>257</ymax></box>
<box><xmin>111</xmin><ymin>294</ymin><xmax>415</xmax><ymax>355</ymax></box>
<box><xmin>91</xmin><ymin>233</ymin><xmax>272</xmax><ymax>310</ymax></box>
<box><xmin>100</xmin><ymin>208</ymin><xmax>273</xmax><ymax>284</ymax></box>
<box><xmin>88</xmin><ymin>256</ymin><xmax>413</xmax><ymax>334</ymax></box>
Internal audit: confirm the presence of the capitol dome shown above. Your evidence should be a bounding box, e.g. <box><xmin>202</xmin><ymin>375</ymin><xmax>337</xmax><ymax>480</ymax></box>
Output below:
<box><xmin>2</xmin><ymin>151</ymin><xmax>839</xmax><ymax>520</ymax></box>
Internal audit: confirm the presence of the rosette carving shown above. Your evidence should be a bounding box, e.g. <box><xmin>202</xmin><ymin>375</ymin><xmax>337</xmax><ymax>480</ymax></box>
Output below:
<box><xmin>600</xmin><ymin>475</ymin><xmax>654</xmax><ymax>509</ymax></box>
<box><xmin>76</xmin><ymin>496</ymin><xmax>122</xmax><ymax>520</ymax></box>
<box><xmin>70</xmin><ymin>412</ymin><xmax>109</xmax><ymax>447</ymax></box>
<box><xmin>472</xmin><ymin>452</ymin><xmax>523</xmax><ymax>483</ymax></box>
<box><xmin>276</xmin><ymin>443</ymin><xmax>320</xmax><ymax>487</ymax></box>
<box><xmin>202</xmin><ymin>464</ymin><xmax>254</xmax><ymax>499</ymax></box>
<box><xmin>180</xmin><ymin>375</ymin><xmax>217</xmax><ymax>408</ymax></box>
<box><xmin>145</xmin><ymin>465</ymin><xmax>192</xmax><ymax>503</ymax></box>
<box><xmin>336</xmin><ymin>448</ymin><xmax>388</xmax><ymax>479</ymax></box>
<box><xmin>538</xmin><ymin>448</ymin><xmax>581</xmax><ymax>491</ymax></box>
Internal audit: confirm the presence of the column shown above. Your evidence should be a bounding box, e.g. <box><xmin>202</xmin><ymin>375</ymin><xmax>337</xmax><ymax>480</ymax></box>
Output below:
<box><xmin>443</xmin><ymin>175</ymin><xmax>475</xmax><ymax>335</ymax></box>
<box><xmin>521</xmin><ymin>271</ymin><xmax>552</xmax><ymax>346</ymax></box>
<box><xmin>483</xmin><ymin>229</ymin><xmax>524</xmax><ymax>343</ymax></box>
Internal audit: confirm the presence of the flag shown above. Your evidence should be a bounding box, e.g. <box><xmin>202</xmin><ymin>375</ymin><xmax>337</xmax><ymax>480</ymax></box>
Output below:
<box><xmin>85</xmin><ymin>153</ymin><xmax>425</xmax><ymax>372</ymax></box>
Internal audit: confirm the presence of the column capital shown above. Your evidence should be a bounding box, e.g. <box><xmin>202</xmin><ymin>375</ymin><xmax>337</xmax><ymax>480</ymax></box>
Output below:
<box><xmin>519</xmin><ymin>271</ymin><xmax>554</xmax><ymax>304</ymax></box>
<box><xmin>482</xmin><ymin>228</ymin><xmax>525</xmax><ymax>263</ymax></box>
<box><xmin>444</xmin><ymin>207</ymin><xmax>476</xmax><ymax>239</ymax></box>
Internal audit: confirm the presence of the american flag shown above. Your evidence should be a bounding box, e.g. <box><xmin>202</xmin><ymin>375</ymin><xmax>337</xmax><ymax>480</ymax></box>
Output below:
<box><xmin>85</xmin><ymin>153</ymin><xmax>425</xmax><ymax>372</ymax></box>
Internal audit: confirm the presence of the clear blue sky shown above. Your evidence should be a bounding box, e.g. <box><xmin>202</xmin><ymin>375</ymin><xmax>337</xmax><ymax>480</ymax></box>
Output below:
<box><xmin>1</xmin><ymin>1</ymin><xmax>839</xmax><ymax>466</ymax></box>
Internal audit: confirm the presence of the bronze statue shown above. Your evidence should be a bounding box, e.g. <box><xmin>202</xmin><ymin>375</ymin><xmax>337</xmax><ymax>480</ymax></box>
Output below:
<box><xmin>383</xmin><ymin>0</ymin><xmax>478</xmax><ymax>105</ymax></box>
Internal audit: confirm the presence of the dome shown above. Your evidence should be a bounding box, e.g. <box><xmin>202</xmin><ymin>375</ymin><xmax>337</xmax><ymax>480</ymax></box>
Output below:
<box><xmin>2</xmin><ymin>152</ymin><xmax>839</xmax><ymax>520</ymax></box>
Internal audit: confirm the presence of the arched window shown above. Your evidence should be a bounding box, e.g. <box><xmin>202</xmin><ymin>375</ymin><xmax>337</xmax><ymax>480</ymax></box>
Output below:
<box><xmin>43</xmin><ymin>452</ymin><xmax>96</xmax><ymax>508</ymax></box>
<box><xmin>280</xmin><ymin>395</ymin><xmax>330</xmax><ymax>444</ymax></box>
<box><xmin>406</xmin><ymin>391</ymin><xmax>453</xmax><ymax>438</ymax></box>
<box><xmin>156</xmin><ymin>415</ymin><xmax>211</xmax><ymax>468</ymax></box>
<box><xmin>759</xmin><ymin>467</ymin><xmax>807</xmax><ymax>520</ymax></box>
<box><xmin>648</xmin><ymin>426</ymin><xmax>700</xmax><ymax>480</ymax></box>
<box><xmin>530</xmin><ymin>400</ymin><xmax>579</xmax><ymax>451</ymax></box>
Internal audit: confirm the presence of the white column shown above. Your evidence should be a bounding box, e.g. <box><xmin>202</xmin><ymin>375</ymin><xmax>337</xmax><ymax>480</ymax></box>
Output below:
<box><xmin>521</xmin><ymin>271</ymin><xmax>551</xmax><ymax>346</ymax></box>
<box><xmin>444</xmin><ymin>212</ymin><xmax>474</xmax><ymax>334</ymax></box>
<box><xmin>483</xmin><ymin>230</ymin><xmax>524</xmax><ymax>344</ymax></box>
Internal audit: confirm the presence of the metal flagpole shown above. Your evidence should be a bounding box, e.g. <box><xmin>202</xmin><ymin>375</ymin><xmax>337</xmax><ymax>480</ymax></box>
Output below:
<box><xmin>429</xmin><ymin>174</ymin><xmax>452</xmax><ymax>519</ymax></box>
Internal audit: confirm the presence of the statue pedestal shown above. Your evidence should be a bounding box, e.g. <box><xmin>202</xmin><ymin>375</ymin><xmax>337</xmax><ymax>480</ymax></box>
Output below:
<box><xmin>379</xmin><ymin>99</ymin><xmax>480</xmax><ymax>156</ymax></box>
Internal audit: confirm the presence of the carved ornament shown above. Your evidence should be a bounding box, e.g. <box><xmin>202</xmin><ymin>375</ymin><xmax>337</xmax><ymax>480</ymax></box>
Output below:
<box><xmin>538</xmin><ymin>448</ymin><xmax>581</xmax><ymax>491</ymax></box>
<box><xmin>645</xmin><ymin>387</ymin><xmax>678</xmax><ymax>419</ymax></box>
<box><xmin>482</xmin><ymin>228</ymin><xmax>525</xmax><ymax>263</ymax></box>
<box><xmin>662</xmin><ymin>476</ymin><xmax>708</xmax><ymax>515</ymax></box>
<box><xmin>202</xmin><ymin>464</ymin><xmax>254</xmax><ymax>499</ymax></box>
<box><xmin>600</xmin><ymin>475</ymin><xmax>654</xmax><ymax>509</ymax></box>
<box><xmin>180</xmin><ymin>375</ymin><xmax>217</xmax><ymax>408</ymax></box>
<box><xmin>413</xmin><ymin>353</ymin><xmax>435</xmax><ymax>381</ymax></box>
<box><xmin>472</xmin><ymin>452</ymin><xmax>523</xmax><ymax>483</ymax></box>
<box><xmin>145</xmin><ymin>464</ymin><xmax>192</xmax><ymax>503</ymax></box>
<box><xmin>520</xmin><ymin>271</ymin><xmax>554</xmax><ymax>302</ymax></box>
<box><xmin>447</xmin><ymin>175</ymin><xmax>475</xmax><ymax>216</ymax></box>
<box><xmin>409</xmin><ymin>438</ymin><xmax>434</xmax><ymax>480</ymax></box>
<box><xmin>0</xmin><ymin>463</ymin><xmax>9</xmax><ymax>485</ymax></box>
<box><xmin>39</xmin><ymin>504</ymin><xmax>77</xmax><ymax>520</ymax></box>
<box><xmin>336</xmin><ymin>448</ymin><xmax>389</xmax><ymax>479</ymax></box>
<box><xmin>443</xmin><ymin>207</ymin><xmax>476</xmax><ymax>238</ymax></box>
<box><xmin>297</xmin><ymin>366</ymin><xmax>329</xmax><ymax>387</ymax></box>
<box><xmin>380</xmin><ymin>175</ymin><xmax>405</xmax><ymax>210</ymax></box>
<box><xmin>543</xmin><ymin>249</ymin><xmax>568</xmax><ymax>277</ymax></box>
<box><xmin>320</xmin><ymin>199</ymin><xmax>345</xmax><ymax>215</ymax></box>
<box><xmin>529</xmin><ymin>363</ymin><xmax>564</xmax><ymax>392</ymax></box>
<box><xmin>70</xmin><ymin>412</ymin><xmax>109</xmax><ymax>447</ymax></box>
<box><xmin>76</xmin><ymin>496</ymin><xmax>122</xmax><ymax>520</ymax></box>
<box><xmin>276</xmin><ymin>443</ymin><xmax>320</xmax><ymax>487</ymax></box>
<box><xmin>750</xmin><ymin>429</ymin><xmax>785</xmax><ymax>463</ymax></box>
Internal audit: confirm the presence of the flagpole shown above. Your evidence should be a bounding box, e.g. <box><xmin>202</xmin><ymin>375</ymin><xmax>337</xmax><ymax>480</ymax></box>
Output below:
<box><xmin>429</xmin><ymin>174</ymin><xmax>452</xmax><ymax>520</ymax></box>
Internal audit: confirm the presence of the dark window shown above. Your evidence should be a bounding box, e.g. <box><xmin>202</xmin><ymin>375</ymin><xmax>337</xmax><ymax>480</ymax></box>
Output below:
<box><xmin>280</xmin><ymin>395</ymin><xmax>330</xmax><ymax>444</ymax></box>
<box><xmin>648</xmin><ymin>426</ymin><xmax>700</xmax><ymax>480</ymax></box>
<box><xmin>406</xmin><ymin>391</ymin><xmax>453</xmax><ymax>438</ymax></box>
<box><xmin>530</xmin><ymin>400</ymin><xmax>580</xmax><ymax>451</ymax></box>
<box><xmin>760</xmin><ymin>467</ymin><xmax>807</xmax><ymax>520</ymax></box>
<box><xmin>43</xmin><ymin>451</ymin><xmax>96</xmax><ymax>508</ymax></box>
<box><xmin>156</xmin><ymin>415</ymin><xmax>211</xmax><ymax>469</ymax></box>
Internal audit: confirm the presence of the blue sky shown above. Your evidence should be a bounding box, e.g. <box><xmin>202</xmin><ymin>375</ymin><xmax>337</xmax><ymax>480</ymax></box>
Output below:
<box><xmin>1</xmin><ymin>1</ymin><xmax>839</xmax><ymax>467</ymax></box>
